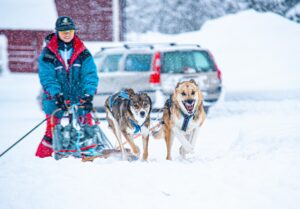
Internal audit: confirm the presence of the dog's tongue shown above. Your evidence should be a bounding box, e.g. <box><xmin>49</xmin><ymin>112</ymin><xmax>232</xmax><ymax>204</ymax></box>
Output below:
<box><xmin>184</xmin><ymin>103</ymin><xmax>194</xmax><ymax>113</ymax></box>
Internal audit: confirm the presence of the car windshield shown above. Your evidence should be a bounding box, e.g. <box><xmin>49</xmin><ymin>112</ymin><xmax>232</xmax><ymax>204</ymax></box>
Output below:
<box><xmin>100</xmin><ymin>54</ymin><xmax>122</xmax><ymax>72</ymax></box>
<box><xmin>124</xmin><ymin>54</ymin><xmax>152</xmax><ymax>72</ymax></box>
<box><xmin>162</xmin><ymin>50</ymin><xmax>215</xmax><ymax>73</ymax></box>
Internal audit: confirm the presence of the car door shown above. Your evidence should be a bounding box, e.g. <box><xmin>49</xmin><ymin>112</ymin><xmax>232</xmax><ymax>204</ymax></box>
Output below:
<box><xmin>119</xmin><ymin>52</ymin><xmax>153</xmax><ymax>92</ymax></box>
<box><xmin>97</xmin><ymin>53</ymin><xmax>124</xmax><ymax>94</ymax></box>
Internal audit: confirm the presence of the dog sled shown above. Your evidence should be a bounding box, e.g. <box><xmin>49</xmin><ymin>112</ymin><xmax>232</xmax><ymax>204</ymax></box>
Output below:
<box><xmin>51</xmin><ymin>103</ymin><xmax>138</xmax><ymax>161</ymax></box>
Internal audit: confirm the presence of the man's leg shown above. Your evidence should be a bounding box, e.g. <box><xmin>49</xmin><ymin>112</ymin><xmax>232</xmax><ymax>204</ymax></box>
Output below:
<box><xmin>35</xmin><ymin>115</ymin><xmax>60</xmax><ymax>158</ymax></box>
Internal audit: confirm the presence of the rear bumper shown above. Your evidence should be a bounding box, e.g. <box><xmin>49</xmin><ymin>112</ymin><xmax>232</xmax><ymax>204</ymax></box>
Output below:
<box><xmin>202</xmin><ymin>86</ymin><xmax>222</xmax><ymax>103</ymax></box>
<box><xmin>93</xmin><ymin>86</ymin><xmax>222</xmax><ymax>112</ymax></box>
<box><xmin>93</xmin><ymin>90</ymin><xmax>158</xmax><ymax>112</ymax></box>
<box><xmin>160</xmin><ymin>86</ymin><xmax>222</xmax><ymax>108</ymax></box>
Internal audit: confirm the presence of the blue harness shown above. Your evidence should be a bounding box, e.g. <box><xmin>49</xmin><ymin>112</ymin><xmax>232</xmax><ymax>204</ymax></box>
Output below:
<box><xmin>109</xmin><ymin>90</ymin><xmax>142</xmax><ymax>134</ymax></box>
<box><xmin>130</xmin><ymin>119</ymin><xmax>141</xmax><ymax>134</ymax></box>
<box><xmin>109</xmin><ymin>90</ymin><xmax>130</xmax><ymax>108</ymax></box>
<box><xmin>180</xmin><ymin>110</ymin><xmax>194</xmax><ymax>132</ymax></box>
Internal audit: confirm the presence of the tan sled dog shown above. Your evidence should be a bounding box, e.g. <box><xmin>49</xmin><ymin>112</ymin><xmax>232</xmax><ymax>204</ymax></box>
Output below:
<box><xmin>154</xmin><ymin>80</ymin><xmax>206</xmax><ymax>160</ymax></box>
<box><xmin>105</xmin><ymin>89</ymin><xmax>152</xmax><ymax>160</ymax></box>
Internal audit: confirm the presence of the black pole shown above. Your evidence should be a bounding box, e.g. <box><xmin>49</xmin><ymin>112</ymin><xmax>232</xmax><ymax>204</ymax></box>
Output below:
<box><xmin>0</xmin><ymin>118</ymin><xmax>48</xmax><ymax>158</ymax></box>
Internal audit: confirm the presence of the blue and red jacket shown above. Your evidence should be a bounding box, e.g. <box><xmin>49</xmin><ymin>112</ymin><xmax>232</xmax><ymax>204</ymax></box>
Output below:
<box><xmin>38</xmin><ymin>34</ymin><xmax>99</xmax><ymax>116</ymax></box>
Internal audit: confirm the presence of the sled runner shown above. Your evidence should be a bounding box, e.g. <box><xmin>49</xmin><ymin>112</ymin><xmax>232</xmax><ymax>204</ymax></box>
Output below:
<box><xmin>81</xmin><ymin>148</ymin><xmax>139</xmax><ymax>162</ymax></box>
<box><xmin>51</xmin><ymin>103</ymin><xmax>138</xmax><ymax>161</ymax></box>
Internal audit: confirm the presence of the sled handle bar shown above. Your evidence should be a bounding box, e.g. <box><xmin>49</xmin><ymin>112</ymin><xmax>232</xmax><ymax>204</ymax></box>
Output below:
<box><xmin>50</xmin><ymin>103</ymin><xmax>85</xmax><ymax>133</ymax></box>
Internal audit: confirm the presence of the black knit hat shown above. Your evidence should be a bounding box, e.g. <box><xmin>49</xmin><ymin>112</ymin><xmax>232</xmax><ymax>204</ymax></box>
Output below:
<box><xmin>55</xmin><ymin>16</ymin><xmax>76</xmax><ymax>31</ymax></box>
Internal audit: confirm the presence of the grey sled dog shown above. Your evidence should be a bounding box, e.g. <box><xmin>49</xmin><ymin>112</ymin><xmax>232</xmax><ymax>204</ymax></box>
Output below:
<box><xmin>105</xmin><ymin>89</ymin><xmax>152</xmax><ymax>160</ymax></box>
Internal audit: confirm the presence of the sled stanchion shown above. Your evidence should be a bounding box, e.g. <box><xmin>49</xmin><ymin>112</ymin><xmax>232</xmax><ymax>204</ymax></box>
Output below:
<box><xmin>0</xmin><ymin>117</ymin><xmax>48</xmax><ymax>158</ymax></box>
<box><xmin>52</xmin><ymin>103</ymin><xmax>121</xmax><ymax>160</ymax></box>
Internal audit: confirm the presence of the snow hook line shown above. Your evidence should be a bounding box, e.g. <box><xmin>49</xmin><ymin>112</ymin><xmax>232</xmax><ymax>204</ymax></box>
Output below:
<box><xmin>0</xmin><ymin>117</ymin><xmax>48</xmax><ymax>158</ymax></box>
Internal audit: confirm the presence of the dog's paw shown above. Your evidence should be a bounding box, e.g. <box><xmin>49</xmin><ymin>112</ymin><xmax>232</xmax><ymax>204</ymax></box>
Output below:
<box><xmin>121</xmin><ymin>153</ymin><xmax>129</xmax><ymax>161</ymax></box>
<box><xmin>179</xmin><ymin>150</ymin><xmax>186</xmax><ymax>159</ymax></box>
<box><xmin>132</xmin><ymin>146</ymin><xmax>140</xmax><ymax>156</ymax></box>
<box><xmin>142</xmin><ymin>152</ymin><xmax>148</xmax><ymax>161</ymax></box>
<box><xmin>121</xmin><ymin>153</ymin><xmax>139</xmax><ymax>161</ymax></box>
<box><xmin>179</xmin><ymin>146</ymin><xmax>194</xmax><ymax>159</ymax></box>
<box><xmin>179</xmin><ymin>146</ymin><xmax>188</xmax><ymax>155</ymax></box>
<box><xmin>166</xmin><ymin>156</ymin><xmax>172</xmax><ymax>160</ymax></box>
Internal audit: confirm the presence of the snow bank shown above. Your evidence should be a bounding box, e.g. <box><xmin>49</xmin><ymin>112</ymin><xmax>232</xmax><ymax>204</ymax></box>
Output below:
<box><xmin>127</xmin><ymin>10</ymin><xmax>300</xmax><ymax>91</ymax></box>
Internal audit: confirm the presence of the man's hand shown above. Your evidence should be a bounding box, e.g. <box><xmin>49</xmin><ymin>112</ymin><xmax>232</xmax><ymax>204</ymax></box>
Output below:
<box><xmin>55</xmin><ymin>93</ymin><xmax>67</xmax><ymax>111</ymax></box>
<box><xmin>81</xmin><ymin>94</ymin><xmax>93</xmax><ymax>112</ymax></box>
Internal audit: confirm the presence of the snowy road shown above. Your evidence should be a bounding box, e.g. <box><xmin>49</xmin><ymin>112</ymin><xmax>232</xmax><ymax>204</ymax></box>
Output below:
<box><xmin>0</xmin><ymin>74</ymin><xmax>299</xmax><ymax>209</ymax></box>
<box><xmin>1</xmin><ymin>8</ymin><xmax>300</xmax><ymax>209</ymax></box>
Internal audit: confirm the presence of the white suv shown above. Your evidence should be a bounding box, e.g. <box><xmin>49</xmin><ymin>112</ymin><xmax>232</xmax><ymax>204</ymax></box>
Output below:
<box><xmin>93</xmin><ymin>43</ymin><xmax>222</xmax><ymax>112</ymax></box>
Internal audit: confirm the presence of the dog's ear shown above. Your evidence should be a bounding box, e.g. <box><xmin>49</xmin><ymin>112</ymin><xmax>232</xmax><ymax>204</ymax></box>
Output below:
<box><xmin>147</xmin><ymin>94</ymin><xmax>152</xmax><ymax>113</ymax></box>
<box><xmin>189</xmin><ymin>79</ymin><xmax>198</xmax><ymax>86</ymax></box>
<box><xmin>175</xmin><ymin>81</ymin><xmax>183</xmax><ymax>89</ymax></box>
<box><xmin>126</xmin><ymin>88</ymin><xmax>135</xmax><ymax>97</ymax></box>
<box><xmin>140</xmin><ymin>92</ymin><xmax>152</xmax><ymax>112</ymax></box>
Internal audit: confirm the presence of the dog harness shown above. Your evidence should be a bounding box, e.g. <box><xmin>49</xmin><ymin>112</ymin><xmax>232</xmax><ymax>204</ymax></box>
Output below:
<box><xmin>129</xmin><ymin>119</ymin><xmax>141</xmax><ymax>134</ymax></box>
<box><xmin>109</xmin><ymin>90</ymin><xmax>143</xmax><ymax>134</ymax></box>
<box><xmin>180</xmin><ymin>110</ymin><xmax>195</xmax><ymax>132</ymax></box>
<box><xmin>109</xmin><ymin>90</ymin><xmax>130</xmax><ymax>108</ymax></box>
<box><xmin>166</xmin><ymin>95</ymin><xmax>194</xmax><ymax>132</ymax></box>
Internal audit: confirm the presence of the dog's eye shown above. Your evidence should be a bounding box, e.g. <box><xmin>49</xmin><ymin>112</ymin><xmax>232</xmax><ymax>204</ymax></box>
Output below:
<box><xmin>134</xmin><ymin>104</ymin><xmax>139</xmax><ymax>109</ymax></box>
<box><xmin>181</xmin><ymin>92</ymin><xmax>186</xmax><ymax>96</ymax></box>
<box><xmin>191</xmin><ymin>91</ymin><xmax>195</xmax><ymax>95</ymax></box>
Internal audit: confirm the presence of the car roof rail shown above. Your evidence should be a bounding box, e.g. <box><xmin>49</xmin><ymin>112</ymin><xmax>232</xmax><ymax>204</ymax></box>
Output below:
<box><xmin>149</xmin><ymin>42</ymin><xmax>201</xmax><ymax>48</ymax></box>
<box><xmin>151</xmin><ymin>42</ymin><xmax>177</xmax><ymax>47</ymax></box>
<box><xmin>168</xmin><ymin>43</ymin><xmax>201</xmax><ymax>48</ymax></box>
<box><xmin>99</xmin><ymin>46</ymin><xmax>125</xmax><ymax>51</ymax></box>
<box><xmin>98</xmin><ymin>42</ymin><xmax>202</xmax><ymax>52</ymax></box>
<box><xmin>123</xmin><ymin>43</ymin><xmax>154</xmax><ymax>50</ymax></box>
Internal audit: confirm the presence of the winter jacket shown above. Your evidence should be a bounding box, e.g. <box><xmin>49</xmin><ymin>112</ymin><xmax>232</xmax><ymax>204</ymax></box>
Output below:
<box><xmin>38</xmin><ymin>34</ymin><xmax>99</xmax><ymax>116</ymax></box>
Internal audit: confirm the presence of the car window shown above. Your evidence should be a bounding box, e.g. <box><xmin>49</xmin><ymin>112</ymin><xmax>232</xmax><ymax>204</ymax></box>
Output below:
<box><xmin>94</xmin><ymin>56</ymin><xmax>102</xmax><ymax>71</ymax></box>
<box><xmin>162</xmin><ymin>50</ymin><xmax>215</xmax><ymax>73</ymax></box>
<box><xmin>124</xmin><ymin>54</ymin><xmax>152</xmax><ymax>72</ymax></box>
<box><xmin>100</xmin><ymin>54</ymin><xmax>122</xmax><ymax>72</ymax></box>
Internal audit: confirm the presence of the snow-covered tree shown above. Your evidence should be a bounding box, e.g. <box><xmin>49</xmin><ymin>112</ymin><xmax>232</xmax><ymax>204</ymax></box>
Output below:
<box><xmin>125</xmin><ymin>0</ymin><xmax>300</xmax><ymax>34</ymax></box>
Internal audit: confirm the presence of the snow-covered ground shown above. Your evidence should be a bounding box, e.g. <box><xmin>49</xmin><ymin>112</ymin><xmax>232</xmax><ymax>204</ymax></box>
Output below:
<box><xmin>1</xmin><ymin>10</ymin><xmax>300</xmax><ymax>209</ymax></box>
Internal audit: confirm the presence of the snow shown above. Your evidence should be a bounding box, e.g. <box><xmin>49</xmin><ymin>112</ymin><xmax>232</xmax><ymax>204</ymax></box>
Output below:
<box><xmin>84</xmin><ymin>41</ymin><xmax>123</xmax><ymax>56</ymax></box>
<box><xmin>1</xmin><ymin>10</ymin><xmax>300</xmax><ymax>209</ymax></box>
<box><xmin>127</xmin><ymin>10</ymin><xmax>300</xmax><ymax>92</ymax></box>
<box><xmin>0</xmin><ymin>0</ymin><xmax>57</xmax><ymax>30</ymax></box>
<box><xmin>0</xmin><ymin>35</ymin><xmax>8</xmax><ymax>75</ymax></box>
<box><xmin>286</xmin><ymin>3</ymin><xmax>300</xmax><ymax>20</ymax></box>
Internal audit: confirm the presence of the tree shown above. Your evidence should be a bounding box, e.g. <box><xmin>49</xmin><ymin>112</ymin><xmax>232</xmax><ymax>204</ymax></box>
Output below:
<box><xmin>125</xmin><ymin>0</ymin><xmax>300</xmax><ymax>34</ymax></box>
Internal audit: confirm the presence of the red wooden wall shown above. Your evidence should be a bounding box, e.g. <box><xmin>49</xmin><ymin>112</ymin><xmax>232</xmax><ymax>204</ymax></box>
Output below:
<box><xmin>55</xmin><ymin>0</ymin><xmax>114</xmax><ymax>41</ymax></box>
<box><xmin>0</xmin><ymin>0</ymin><xmax>124</xmax><ymax>72</ymax></box>
<box><xmin>0</xmin><ymin>30</ymin><xmax>50</xmax><ymax>72</ymax></box>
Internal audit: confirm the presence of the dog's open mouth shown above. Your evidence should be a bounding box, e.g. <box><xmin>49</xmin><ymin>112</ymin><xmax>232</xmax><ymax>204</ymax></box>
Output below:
<box><xmin>183</xmin><ymin>100</ymin><xmax>195</xmax><ymax>114</ymax></box>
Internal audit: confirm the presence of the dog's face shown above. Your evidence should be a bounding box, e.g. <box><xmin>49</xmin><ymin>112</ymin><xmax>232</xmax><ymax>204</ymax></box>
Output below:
<box><xmin>129</xmin><ymin>93</ymin><xmax>152</xmax><ymax>124</ymax></box>
<box><xmin>174</xmin><ymin>80</ymin><xmax>203</xmax><ymax>115</ymax></box>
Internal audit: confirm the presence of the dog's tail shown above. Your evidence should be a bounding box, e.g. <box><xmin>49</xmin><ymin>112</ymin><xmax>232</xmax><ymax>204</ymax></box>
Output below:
<box><xmin>151</xmin><ymin>122</ymin><xmax>164</xmax><ymax>139</ymax></box>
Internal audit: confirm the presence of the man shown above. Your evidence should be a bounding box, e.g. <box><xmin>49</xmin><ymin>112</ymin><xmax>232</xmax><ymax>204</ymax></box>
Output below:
<box><xmin>36</xmin><ymin>16</ymin><xmax>99</xmax><ymax>158</ymax></box>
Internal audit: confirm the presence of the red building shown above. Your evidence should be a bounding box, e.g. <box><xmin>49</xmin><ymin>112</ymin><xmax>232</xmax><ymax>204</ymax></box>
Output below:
<box><xmin>0</xmin><ymin>0</ymin><xmax>124</xmax><ymax>73</ymax></box>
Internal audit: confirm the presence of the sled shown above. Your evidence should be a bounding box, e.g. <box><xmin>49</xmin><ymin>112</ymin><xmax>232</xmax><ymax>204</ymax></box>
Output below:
<box><xmin>81</xmin><ymin>148</ymin><xmax>139</xmax><ymax>162</ymax></box>
<box><xmin>51</xmin><ymin>103</ymin><xmax>138</xmax><ymax>161</ymax></box>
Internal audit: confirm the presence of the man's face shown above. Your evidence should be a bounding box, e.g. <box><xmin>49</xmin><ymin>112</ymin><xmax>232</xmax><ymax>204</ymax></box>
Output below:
<box><xmin>58</xmin><ymin>30</ymin><xmax>75</xmax><ymax>43</ymax></box>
